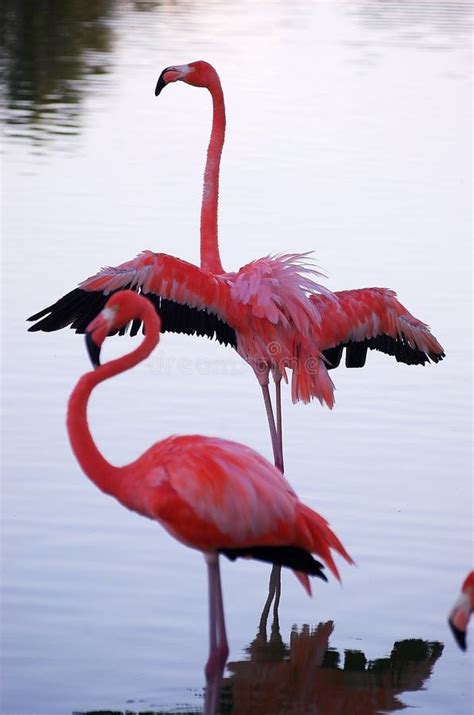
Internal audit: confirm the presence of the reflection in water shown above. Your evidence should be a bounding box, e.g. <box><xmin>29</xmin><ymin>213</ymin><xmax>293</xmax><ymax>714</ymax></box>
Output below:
<box><xmin>76</xmin><ymin>621</ymin><xmax>443</xmax><ymax>715</ymax></box>
<box><xmin>220</xmin><ymin>620</ymin><xmax>443</xmax><ymax>715</ymax></box>
<box><xmin>0</xmin><ymin>0</ymin><xmax>115</xmax><ymax>146</ymax></box>
<box><xmin>1</xmin><ymin>0</ymin><xmax>471</xmax><ymax>151</ymax></box>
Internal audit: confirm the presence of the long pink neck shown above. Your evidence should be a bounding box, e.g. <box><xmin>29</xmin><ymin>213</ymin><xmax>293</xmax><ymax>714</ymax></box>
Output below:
<box><xmin>200</xmin><ymin>75</ymin><xmax>225</xmax><ymax>274</ymax></box>
<box><xmin>67</xmin><ymin>303</ymin><xmax>159</xmax><ymax>497</ymax></box>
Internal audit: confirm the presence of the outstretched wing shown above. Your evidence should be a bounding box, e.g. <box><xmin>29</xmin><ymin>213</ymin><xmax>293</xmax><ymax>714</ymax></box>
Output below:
<box><xmin>312</xmin><ymin>288</ymin><xmax>445</xmax><ymax>368</ymax></box>
<box><xmin>27</xmin><ymin>251</ymin><xmax>237</xmax><ymax>347</ymax></box>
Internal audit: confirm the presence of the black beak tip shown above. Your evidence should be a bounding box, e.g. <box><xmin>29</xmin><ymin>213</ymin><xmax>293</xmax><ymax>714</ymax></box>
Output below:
<box><xmin>449</xmin><ymin>618</ymin><xmax>467</xmax><ymax>651</ymax></box>
<box><xmin>155</xmin><ymin>70</ymin><xmax>167</xmax><ymax>97</ymax></box>
<box><xmin>86</xmin><ymin>332</ymin><xmax>101</xmax><ymax>368</ymax></box>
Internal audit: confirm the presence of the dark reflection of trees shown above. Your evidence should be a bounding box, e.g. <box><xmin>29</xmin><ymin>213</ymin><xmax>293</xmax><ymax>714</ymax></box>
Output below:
<box><xmin>0</xmin><ymin>0</ymin><xmax>116</xmax><ymax>146</ymax></box>
<box><xmin>76</xmin><ymin>622</ymin><xmax>443</xmax><ymax>715</ymax></box>
<box><xmin>132</xmin><ymin>0</ymin><xmax>167</xmax><ymax>11</ymax></box>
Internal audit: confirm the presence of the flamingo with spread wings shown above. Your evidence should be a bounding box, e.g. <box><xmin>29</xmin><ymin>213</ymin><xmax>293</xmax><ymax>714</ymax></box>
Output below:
<box><xmin>68</xmin><ymin>290</ymin><xmax>353</xmax><ymax>715</ymax></box>
<box><xmin>29</xmin><ymin>60</ymin><xmax>444</xmax><ymax>472</ymax></box>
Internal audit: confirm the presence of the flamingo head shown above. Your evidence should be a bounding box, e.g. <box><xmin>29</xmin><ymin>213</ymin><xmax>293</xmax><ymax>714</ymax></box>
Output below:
<box><xmin>85</xmin><ymin>291</ymin><xmax>160</xmax><ymax>367</ymax></box>
<box><xmin>155</xmin><ymin>61</ymin><xmax>218</xmax><ymax>96</ymax></box>
<box><xmin>448</xmin><ymin>571</ymin><xmax>474</xmax><ymax>651</ymax></box>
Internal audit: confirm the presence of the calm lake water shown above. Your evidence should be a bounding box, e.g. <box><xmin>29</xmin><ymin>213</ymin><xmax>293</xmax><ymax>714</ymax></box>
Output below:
<box><xmin>1</xmin><ymin>1</ymin><xmax>472</xmax><ymax>713</ymax></box>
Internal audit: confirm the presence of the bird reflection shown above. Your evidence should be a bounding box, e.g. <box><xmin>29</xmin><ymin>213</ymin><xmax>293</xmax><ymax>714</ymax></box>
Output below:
<box><xmin>219</xmin><ymin>619</ymin><xmax>444</xmax><ymax>715</ymax></box>
<box><xmin>76</xmin><ymin>620</ymin><xmax>443</xmax><ymax>715</ymax></box>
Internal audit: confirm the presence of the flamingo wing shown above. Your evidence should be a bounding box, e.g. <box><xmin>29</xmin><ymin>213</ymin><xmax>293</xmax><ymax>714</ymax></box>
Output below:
<box><xmin>27</xmin><ymin>251</ymin><xmax>237</xmax><ymax>347</ymax></box>
<box><xmin>312</xmin><ymin>288</ymin><xmax>445</xmax><ymax>369</ymax></box>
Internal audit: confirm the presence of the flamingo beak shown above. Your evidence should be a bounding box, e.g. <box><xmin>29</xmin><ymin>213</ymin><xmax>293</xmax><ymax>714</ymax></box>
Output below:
<box><xmin>86</xmin><ymin>332</ymin><xmax>102</xmax><ymax>368</ymax></box>
<box><xmin>85</xmin><ymin>305</ymin><xmax>119</xmax><ymax>367</ymax></box>
<box><xmin>155</xmin><ymin>65</ymin><xmax>191</xmax><ymax>96</ymax></box>
<box><xmin>448</xmin><ymin>591</ymin><xmax>471</xmax><ymax>651</ymax></box>
<box><xmin>155</xmin><ymin>69</ymin><xmax>168</xmax><ymax>96</ymax></box>
<box><xmin>449</xmin><ymin>618</ymin><xmax>467</xmax><ymax>651</ymax></box>
<box><xmin>155</xmin><ymin>67</ymin><xmax>180</xmax><ymax>96</ymax></box>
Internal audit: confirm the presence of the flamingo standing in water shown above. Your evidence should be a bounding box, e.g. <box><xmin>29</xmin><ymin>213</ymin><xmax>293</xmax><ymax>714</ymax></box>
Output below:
<box><xmin>67</xmin><ymin>290</ymin><xmax>353</xmax><ymax>715</ymax></box>
<box><xmin>448</xmin><ymin>571</ymin><xmax>474</xmax><ymax>651</ymax></box>
<box><xmin>29</xmin><ymin>60</ymin><xmax>444</xmax><ymax>472</ymax></box>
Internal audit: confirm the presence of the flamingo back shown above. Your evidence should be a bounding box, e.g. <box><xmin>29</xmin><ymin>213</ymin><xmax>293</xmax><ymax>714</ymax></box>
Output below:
<box><xmin>227</xmin><ymin>253</ymin><xmax>330</xmax><ymax>333</ymax></box>
<box><xmin>225</xmin><ymin>253</ymin><xmax>338</xmax><ymax>406</ymax></box>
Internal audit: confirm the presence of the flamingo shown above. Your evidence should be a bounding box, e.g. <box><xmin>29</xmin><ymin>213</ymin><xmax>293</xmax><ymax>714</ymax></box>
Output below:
<box><xmin>448</xmin><ymin>571</ymin><xmax>474</xmax><ymax>651</ymax></box>
<box><xmin>67</xmin><ymin>290</ymin><xmax>353</xmax><ymax>715</ymax></box>
<box><xmin>28</xmin><ymin>60</ymin><xmax>444</xmax><ymax>473</ymax></box>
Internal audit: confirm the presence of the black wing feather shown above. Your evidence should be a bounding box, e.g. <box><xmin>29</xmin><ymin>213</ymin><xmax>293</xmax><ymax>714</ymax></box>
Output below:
<box><xmin>27</xmin><ymin>287</ymin><xmax>237</xmax><ymax>348</ymax></box>
<box><xmin>323</xmin><ymin>335</ymin><xmax>444</xmax><ymax>369</ymax></box>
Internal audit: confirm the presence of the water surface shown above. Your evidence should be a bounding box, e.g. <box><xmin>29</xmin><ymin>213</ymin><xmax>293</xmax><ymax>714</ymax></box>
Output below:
<box><xmin>1</xmin><ymin>1</ymin><xmax>472</xmax><ymax>713</ymax></box>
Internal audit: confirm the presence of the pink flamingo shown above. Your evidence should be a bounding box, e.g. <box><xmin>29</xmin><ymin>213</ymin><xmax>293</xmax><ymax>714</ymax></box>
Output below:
<box><xmin>448</xmin><ymin>571</ymin><xmax>474</xmax><ymax>651</ymax></box>
<box><xmin>68</xmin><ymin>290</ymin><xmax>353</xmax><ymax>715</ymax></box>
<box><xmin>29</xmin><ymin>60</ymin><xmax>444</xmax><ymax>473</ymax></box>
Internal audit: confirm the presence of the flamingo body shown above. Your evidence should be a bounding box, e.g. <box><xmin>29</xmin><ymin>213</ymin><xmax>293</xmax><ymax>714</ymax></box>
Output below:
<box><xmin>96</xmin><ymin>432</ymin><xmax>348</xmax><ymax>582</ymax></box>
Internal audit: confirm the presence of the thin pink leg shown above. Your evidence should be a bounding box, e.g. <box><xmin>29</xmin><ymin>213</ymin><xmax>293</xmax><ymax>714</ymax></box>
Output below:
<box><xmin>204</xmin><ymin>553</ymin><xmax>228</xmax><ymax>715</ymax></box>
<box><xmin>274</xmin><ymin>377</ymin><xmax>284</xmax><ymax>473</ymax></box>
<box><xmin>259</xmin><ymin>382</ymin><xmax>283</xmax><ymax>626</ymax></box>
<box><xmin>273</xmin><ymin>377</ymin><xmax>283</xmax><ymax>618</ymax></box>
<box><xmin>260</xmin><ymin>383</ymin><xmax>284</xmax><ymax>472</ymax></box>
<box><xmin>272</xmin><ymin>379</ymin><xmax>283</xmax><ymax>613</ymax></box>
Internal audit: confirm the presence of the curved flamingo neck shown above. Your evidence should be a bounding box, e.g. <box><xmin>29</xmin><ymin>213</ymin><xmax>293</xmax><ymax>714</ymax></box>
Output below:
<box><xmin>67</xmin><ymin>302</ymin><xmax>160</xmax><ymax>497</ymax></box>
<box><xmin>201</xmin><ymin>74</ymin><xmax>225</xmax><ymax>275</ymax></box>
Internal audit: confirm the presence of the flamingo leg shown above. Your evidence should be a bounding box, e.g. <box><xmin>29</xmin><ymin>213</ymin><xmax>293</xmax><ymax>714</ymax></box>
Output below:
<box><xmin>204</xmin><ymin>553</ymin><xmax>228</xmax><ymax>715</ymax></box>
<box><xmin>260</xmin><ymin>383</ymin><xmax>284</xmax><ymax>473</ymax></box>
<box><xmin>274</xmin><ymin>376</ymin><xmax>284</xmax><ymax>473</ymax></box>
<box><xmin>259</xmin><ymin>379</ymin><xmax>284</xmax><ymax>629</ymax></box>
<box><xmin>272</xmin><ymin>565</ymin><xmax>282</xmax><ymax>620</ymax></box>
<box><xmin>270</xmin><ymin>377</ymin><xmax>283</xmax><ymax>623</ymax></box>
<box><xmin>259</xmin><ymin>562</ymin><xmax>280</xmax><ymax>633</ymax></box>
